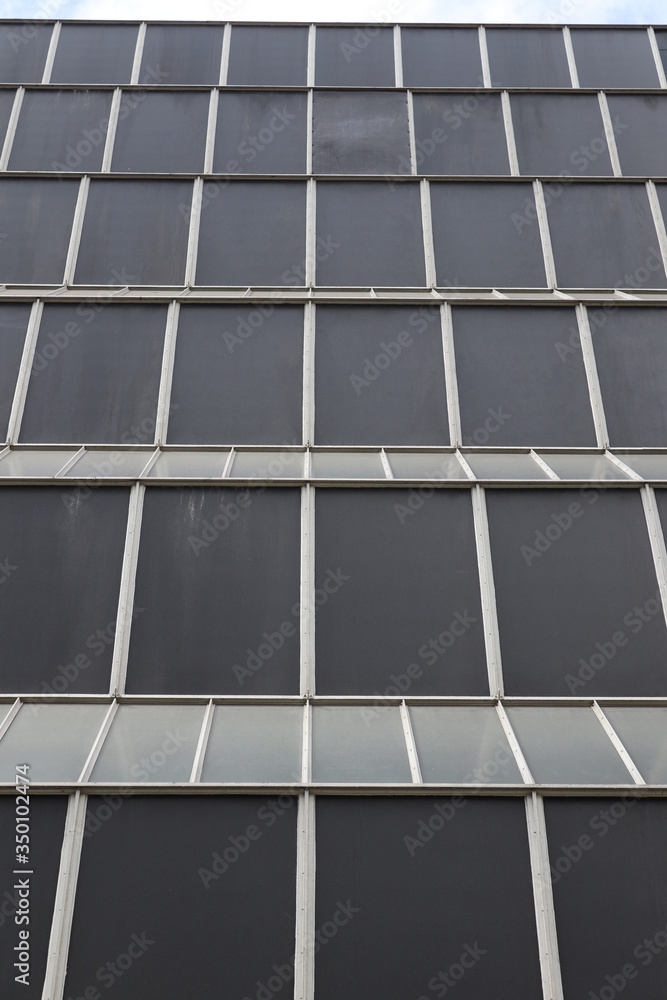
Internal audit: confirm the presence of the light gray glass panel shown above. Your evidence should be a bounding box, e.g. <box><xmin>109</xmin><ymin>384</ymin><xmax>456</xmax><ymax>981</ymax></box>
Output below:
<box><xmin>230</xmin><ymin>451</ymin><xmax>304</xmax><ymax>478</ymax></box>
<box><xmin>506</xmin><ymin>707</ymin><xmax>633</xmax><ymax>784</ymax></box>
<box><xmin>315</xmin><ymin>26</ymin><xmax>395</xmax><ymax>87</ymax></box>
<box><xmin>607</xmin><ymin>96</ymin><xmax>667</xmax><ymax>177</ymax></box>
<box><xmin>0</xmin><ymin>450</ymin><xmax>77</xmax><ymax>476</ymax></box>
<box><xmin>196</xmin><ymin>181</ymin><xmax>306</xmax><ymax>287</ymax></box>
<box><xmin>313</xmin><ymin>91</ymin><xmax>410</xmax><ymax>175</ymax></box>
<box><xmin>316</xmin><ymin>182</ymin><xmax>425</xmax><ymax>287</ymax></box>
<box><xmin>214</xmin><ymin>91</ymin><xmax>307</xmax><ymax>174</ymax></box>
<box><xmin>541</xmin><ymin>453</ymin><xmax>629</xmax><ymax>481</ymax></box>
<box><xmin>75</xmin><ymin>180</ymin><xmax>191</xmax><ymax>286</ymax></box>
<box><xmin>604</xmin><ymin>708</ymin><xmax>667</xmax><ymax>784</ymax></box>
<box><xmin>430</xmin><ymin>182</ymin><xmax>547</xmax><ymax>288</ymax></box>
<box><xmin>66</xmin><ymin>449</ymin><xmax>153</xmax><ymax>478</ymax></box>
<box><xmin>9</xmin><ymin>89</ymin><xmax>112</xmax><ymax>172</ymax></box>
<box><xmin>312</xmin><ymin>706</ymin><xmax>411</xmax><ymax>783</ymax></box>
<box><xmin>412</xmin><ymin>93</ymin><xmax>510</xmax><ymax>176</ymax></box>
<box><xmin>511</xmin><ymin>94</ymin><xmax>612</xmax><ymax>177</ymax></box>
<box><xmin>90</xmin><ymin>704</ymin><xmax>203</xmax><ymax>783</ymax></box>
<box><xmin>0</xmin><ymin>23</ymin><xmax>52</xmax><ymax>82</ymax></box>
<box><xmin>548</xmin><ymin>184</ymin><xmax>665</xmax><ymax>290</ymax></box>
<box><xmin>615</xmin><ymin>453</ymin><xmax>667</xmax><ymax>479</ymax></box>
<box><xmin>140</xmin><ymin>24</ymin><xmax>225</xmax><ymax>85</ymax></box>
<box><xmin>409</xmin><ymin>706</ymin><xmax>523</xmax><ymax>784</ymax></box>
<box><xmin>386</xmin><ymin>452</ymin><xmax>466</xmax><ymax>480</ymax></box>
<box><xmin>227</xmin><ymin>25</ymin><xmax>308</xmax><ymax>86</ymax></box>
<box><xmin>311</xmin><ymin>451</ymin><xmax>385</xmax><ymax>478</ymax></box>
<box><xmin>50</xmin><ymin>24</ymin><xmax>138</xmax><ymax>85</ymax></box>
<box><xmin>201</xmin><ymin>705</ymin><xmax>302</xmax><ymax>783</ymax></box>
<box><xmin>570</xmin><ymin>28</ymin><xmax>660</xmax><ymax>88</ymax></box>
<box><xmin>0</xmin><ymin>703</ymin><xmax>107</xmax><ymax>781</ymax></box>
<box><xmin>462</xmin><ymin>452</ymin><xmax>547</xmax><ymax>479</ymax></box>
<box><xmin>0</xmin><ymin>178</ymin><xmax>78</xmax><ymax>284</ymax></box>
<box><xmin>148</xmin><ymin>451</ymin><xmax>229</xmax><ymax>478</ymax></box>
<box><xmin>400</xmin><ymin>27</ymin><xmax>483</xmax><ymax>87</ymax></box>
<box><xmin>486</xmin><ymin>27</ymin><xmax>571</xmax><ymax>87</ymax></box>
<box><xmin>111</xmin><ymin>91</ymin><xmax>209</xmax><ymax>173</ymax></box>
<box><xmin>0</xmin><ymin>304</ymin><xmax>31</xmax><ymax>442</ymax></box>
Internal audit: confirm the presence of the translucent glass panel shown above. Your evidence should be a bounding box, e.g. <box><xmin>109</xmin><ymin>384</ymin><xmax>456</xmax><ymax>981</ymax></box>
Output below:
<box><xmin>0</xmin><ymin>304</ymin><xmax>30</xmax><ymax>442</ymax></box>
<box><xmin>312</xmin><ymin>92</ymin><xmax>410</xmax><ymax>175</ymax></box>
<box><xmin>67</xmin><ymin>448</ymin><xmax>153</xmax><ymax>478</ymax></box>
<box><xmin>486</xmin><ymin>489</ymin><xmax>667</xmax><ymax>696</ymax></box>
<box><xmin>618</xmin><ymin>453</ymin><xmax>667</xmax><ymax>480</ymax></box>
<box><xmin>510</xmin><ymin>94</ymin><xmax>612</xmax><ymax>177</ymax></box>
<box><xmin>196</xmin><ymin>181</ymin><xmax>306</xmax><ymax>287</ymax></box>
<box><xmin>311</xmin><ymin>451</ymin><xmax>385</xmax><ymax>478</ymax></box>
<box><xmin>400</xmin><ymin>27</ymin><xmax>483</xmax><ymax>87</ymax></box>
<box><xmin>0</xmin><ymin>22</ymin><xmax>52</xmax><ymax>82</ymax></box>
<box><xmin>411</xmin><ymin>94</ymin><xmax>509</xmax><ymax>176</ymax></box>
<box><xmin>214</xmin><ymin>91</ymin><xmax>308</xmax><ymax>174</ymax></box>
<box><xmin>65</xmin><ymin>797</ymin><xmax>297</xmax><ymax>1000</ymax></box>
<box><xmin>201</xmin><ymin>705</ymin><xmax>302</xmax><ymax>782</ymax></box>
<box><xmin>387</xmin><ymin>451</ymin><xmax>467</xmax><ymax>480</ymax></box>
<box><xmin>50</xmin><ymin>24</ymin><xmax>138</xmax><ymax>85</ymax></box>
<box><xmin>90</xmin><ymin>704</ymin><xmax>204</xmax><ymax>782</ymax></box>
<box><xmin>570</xmin><ymin>28</ymin><xmax>660</xmax><ymax>88</ymax></box>
<box><xmin>19</xmin><ymin>304</ymin><xmax>166</xmax><ymax>444</ymax></box>
<box><xmin>453</xmin><ymin>307</ymin><xmax>597</xmax><ymax>447</ymax></box>
<box><xmin>486</xmin><ymin>27</ymin><xmax>571</xmax><ymax>87</ymax></box>
<box><xmin>315</xmin><ymin>26</ymin><xmax>395</xmax><ymax>87</ymax></box>
<box><xmin>409</xmin><ymin>706</ymin><xmax>523</xmax><ymax>784</ymax></box>
<box><xmin>126</xmin><ymin>488</ymin><xmax>301</xmax><ymax>695</ymax></box>
<box><xmin>0</xmin><ymin>486</ymin><xmax>129</xmax><ymax>693</ymax></box>
<box><xmin>507</xmin><ymin>707</ymin><xmax>632</xmax><ymax>783</ymax></box>
<box><xmin>167</xmin><ymin>305</ymin><xmax>304</xmax><ymax>445</ymax></box>
<box><xmin>547</xmin><ymin>184</ymin><xmax>665</xmax><ymax>290</ymax></box>
<box><xmin>0</xmin><ymin>702</ymin><xmax>107</xmax><ymax>781</ymax></box>
<box><xmin>140</xmin><ymin>24</ymin><xmax>225</xmax><ymax>85</ymax></box>
<box><xmin>314</xmin><ymin>305</ymin><xmax>448</xmax><ymax>445</ymax></box>
<box><xmin>227</xmin><ymin>25</ymin><xmax>308</xmax><ymax>86</ymax></box>
<box><xmin>542</xmin><ymin>453</ymin><xmax>629</xmax><ymax>481</ymax></box>
<box><xmin>316</xmin><ymin>182</ymin><xmax>425</xmax><ymax>286</ymax></box>
<box><xmin>230</xmin><ymin>450</ymin><xmax>304</xmax><ymax>478</ymax></box>
<box><xmin>608</xmin><ymin>96</ymin><xmax>667</xmax><ymax>177</ymax></box>
<box><xmin>111</xmin><ymin>91</ymin><xmax>209</xmax><ymax>173</ymax></box>
<box><xmin>315</xmin><ymin>489</ymin><xmax>487</xmax><ymax>695</ymax></box>
<box><xmin>0</xmin><ymin>449</ymin><xmax>77</xmax><ymax>477</ymax></box>
<box><xmin>545</xmin><ymin>799</ymin><xmax>667</xmax><ymax>1000</ymax></box>
<box><xmin>75</xmin><ymin>180</ymin><xmax>192</xmax><ymax>286</ymax></box>
<box><xmin>462</xmin><ymin>451</ymin><xmax>547</xmax><ymax>480</ymax></box>
<box><xmin>148</xmin><ymin>451</ymin><xmax>229</xmax><ymax>478</ymax></box>
<box><xmin>315</xmin><ymin>797</ymin><xmax>542</xmax><ymax>1000</ymax></box>
<box><xmin>0</xmin><ymin>797</ymin><xmax>67</xmax><ymax>997</ymax></box>
<box><xmin>604</xmin><ymin>708</ymin><xmax>667</xmax><ymax>784</ymax></box>
<box><xmin>0</xmin><ymin>179</ymin><xmax>78</xmax><ymax>284</ymax></box>
<box><xmin>312</xmin><ymin>706</ymin><xmax>411</xmax><ymax>782</ymax></box>
<box><xmin>9</xmin><ymin>89</ymin><xmax>112</xmax><ymax>172</ymax></box>
<box><xmin>430</xmin><ymin>182</ymin><xmax>547</xmax><ymax>288</ymax></box>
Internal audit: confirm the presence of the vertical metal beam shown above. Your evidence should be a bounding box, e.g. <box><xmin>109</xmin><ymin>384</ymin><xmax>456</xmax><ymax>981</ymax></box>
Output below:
<box><xmin>525</xmin><ymin>792</ymin><xmax>565</xmax><ymax>1000</ymax></box>
<box><xmin>406</xmin><ymin>90</ymin><xmax>417</xmax><ymax>175</ymax></box>
<box><xmin>380</xmin><ymin>448</ymin><xmax>393</xmax><ymax>479</ymax></box>
<box><xmin>478</xmin><ymin>26</ymin><xmax>492</xmax><ymax>87</ymax></box>
<box><xmin>189</xmin><ymin>700</ymin><xmax>215</xmax><ymax>783</ymax></box>
<box><xmin>305</xmin><ymin>178</ymin><xmax>316</xmax><ymax>288</ymax></box>
<box><xmin>598</xmin><ymin>92</ymin><xmax>622</xmax><ymax>177</ymax></box>
<box><xmin>303</xmin><ymin>302</ymin><xmax>315</xmax><ymax>446</ymax></box>
<box><xmin>640</xmin><ymin>484</ymin><xmax>667</xmax><ymax>636</ymax></box>
<box><xmin>130</xmin><ymin>23</ymin><xmax>147</xmax><ymax>85</ymax></box>
<box><xmin>109</xmin><ymin>483</ymin><xmax>146</xmax><ymax>696</ymax></box>
<box><xmin>0</xmin><ymin>87</ymin><xmax>24</xmax><ymax>171</ymax></box>
<box><xmin>307</xmin><ymin>24</ymin><xmax>316</xmax><ymax>88</ymax></box>
<box><xmin>592</xmin><ymin>702</ymin><xmax>645</xmax><ymax>785</ymax></box>
<box><xmin>420</xmin><ymin>178</ymin><xmax>437</xmax><ymax>288</ymax></box>
<box><xmin>440</xmin><ymin>302</ymin><xmax>461</xmax><ymax>447</ymax></box>
<box><xmin>472</xmin><ymin>486</ymin><xmax>504</xmax><ymax>697</ymax></box>
<box><xmin>220</xmin><ymin>23</ymin><xmax>231</xmax><ymax>86</ymax></box>
<box><xmin>646</xmin><ymin>179</ymin><xmax>667</xmax><ymax>280</ymax></box>
<box><xmin>184</xmin><ymin>177</ymin><xmax>204</xmax><ymax>287</ymax></box>
<box><xmin>575</xmin><ymin>304</ymin><xmax>609</xmax><ymax>448</ymax></box>
<box><xmin>63</xmin><ymin>176</ymin><xmax>90</xmax><ymax>286</ymax></box>
<box><xmin>501</xmin><ymin>91</ymin><xmax>520</xmax><ymax>176</ymax></box>
<box><xmin>293</xmin><ymin>790</ymin><xmax>316</xmax><ymax>1000</ymax></box>
<box><xmin>101</xmin><ymin>88</ymin><xmax>122</xmax><ymax>173</ymax></box>
<box><xmin>648</xmin><ymin>27</ymin><xmax>667</xmax><ymax>89</ymax></box>
<box><xmin>300</xmin><ymin>484</ymin><xmax>315</xmax><ymax>697</ymax></box>
<box><xmin>6</xmin><ymin>300</ymin><xmax>42</xmax><ymax>445</ymax></box>
<box><xmin>306</xmin><ymin>88</ymin><xmax>314</xmax><ymax>175</ymax></box>
<box><xmin>393</xmin><ymin>25</ymin><xmax>403</xmax><ymax>87</ymax></box>
<box><xmin>154</xmin><ymin>301</ymin><xmax>180</xmax><ymax>446</ymax></box>
<box><xmin>41</xmin><ymin>21</ymin><xmax>61</xmax><ymax>85</ymax></box>
<box><xmin>533</xmin><ymin>180</ymin><xmax>558</xmax><ymax>289</ymax></box>
<box><xmin>204</xmin><ymin>88</ymin><xmax>219</xmax><ymax>174</ymax></box>
<box><xmin>562</xmin><ymin>26</ymin><xmax>580</xmax><ymax>88</ymax></box>
<box><xmin>400</xmin><ymin>701</ymin><xmax>422</xmax><ymax>783</ymax></box>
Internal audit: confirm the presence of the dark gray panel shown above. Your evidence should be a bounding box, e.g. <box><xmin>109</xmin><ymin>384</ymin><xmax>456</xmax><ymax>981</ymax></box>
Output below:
<box><xmin>486</xmin><ymin>27</ymin><xmax>571</xmax><ymax>87</ymax></box>
<box><xmin>0</xmin><ymin>797</ymin><xmax>67</xmax><ymax>999</ymax></box>
<box><xmin>0</xmin><ymin>22</ymin><xmax>52</xmax><ymax>82</ymax></box>
<box><xmin>401</xmin><ymin>27</ymin><xmax>483</xmax><ymax>87</ymax></box>
<box><xmin>430</xmin><ymin>182</ymin><xmax>547</xmax><ymax>288</ymax></box>
<box><xmin>593</xmin><ymin>308</ymin><xmax>667</xmax><ymax>446</ymax></box>
<box><xmin>315</xmin><ymin>489</ymin><xmax>487</xmax><ymax>695</ymax></box>
<box><xmin>545</xmin><ymin>799</ymin><xmax>667</xmax><ymax>1000</ymax></box>
<box><xmin>571</xmin><ymin>28</ymin><xmax>660</xmax><ymax>88</ymax></box>
<box><xmin>0</xmin><ymin>486</ymin><xmax>129</xmax><ymax>693</ymax></box>
<box><xmin>9</xmin><ymin>89</ymin><xmax>112</xmax><ymax>172</ymax></box>
<box><xmin>658</xmin><ymin>31</ymin><xmax>667</xmax><ymax>75</ymax></box>
<box><xmin>65</xmin><ymin>797</ymin><xmax>297</xmax><ymax>1000</ymax></box>
<box><xmin>50</xmin><ymin>24</ymin><xmax>138</xmax><ymax>85</ymax></box>
<box><xmin>316</xmin><ymin>181</ymin><xmax>425</xmax><ymax>287</ymax></box>
<box><xmin>214</xmin><ymin>91</ymin><xmax>308</xmax><ymax>174</ymax></box>
<box><xmin>140</xmin><ymin>24</ymin><xmax>225</xmax><ymax>85</ymax></box>
<box><xmin>314</xmin><ymin>305</ymin><xmax>449</xmax><ymax>445</ymax></box>
<box><xmin>167</xmin><ymin>304</ymin><xmax>303</xmax><ymax>445</ymax></box>
<box><xmin>126</xmin><ymin>488</ymin><xmax>301</xmax><ymax>695</ymax></box>
<box><xmin>19</xmin><ymin>304</ymin><xmax>167</xmax><ymax>444</ymax></box>
<box><xmin>486</xmin><ymin>489</ymin><xmax>667</xmax><ymax>696</ymax></box>
<box><xmin>452</xmin><ymin>306</ymin><xmax>597</xmax><ymax>447</ymax></box>
<box><xmin>195</xmin><ymin>180</ymin><xmax>306</xmax><ymax>286</ymax></box>
<box><xmin>0</xmin><ymin>304</ymin><xmax>31</xmax><ymax>441</ymax></box>
<box><xmin>74</xmin><ymin>179</ymin><xmax>191</xmax><ymax>286</ymax></box>
<box><xmin>609</xmin><ymin>96</ymin><xmax>667</xmax><ymax>177</ymax></box>
<box><xmin>511</xmin><ymin>93</ymin><xmax>612</xmax><ymax>177</ymax></box>
<box><xmin>227</xmin><ymin>25</ymin><xmax>308</xmax><ymax>85</ymax></box>
<box><xmin>315</xmin><ymin>26</ymin><xmax>395</xmax><ymax>86</ymax></box>
<box><xmin>111</xmin><ymin>90</ymin><xmax>209</xmax><ymax>173</ymax></box>
<box><xmin>313</xmin><ymin>91</ymin><xmax>410</xmax><ymax>175</ymax></box>
<box><xmin>412</xmin><ymin>93</ymin><xmax>510</xmax><ymax>176</ymax></box>
<box><xmin>548</xmin><ymin>184</ymin><xmax>665</xmax><ymax>290</ymax></box>
<box><xmin>0</xmin><ymin>89</ymin><xmax>16</xmax><ymax>153</ymax></box>
<box><xmin>0</xmin><ymin>178</ymin><xmax>78</xmax><ymax>284</ymax></box>
<box><xmin>315</xmin><ymin>797</ymin><xmax>542</xmax><ymax>1000</ymax></box>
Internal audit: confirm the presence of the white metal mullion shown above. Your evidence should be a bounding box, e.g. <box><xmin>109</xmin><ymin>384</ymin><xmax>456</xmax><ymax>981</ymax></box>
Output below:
<box><xmin>63</xmin><ymin>176</ymin><xmax>90</xmax><ymax>286</ymax></box>
<box><xmin>101</xmin><ymin>88</ymin><xmax>122</xmax><ymax>173</ymax></box>
<box><xmin>457</xmin><ymin>448</ymin><xmax>476</xmax><ymax>480</ymax></box>
<box><xmin>420</xmin><ymin>178</ymin><xmax>436</xmax><ymax>288</ymax></box>
<box><xmin>478</xmin><ymin>26</ymin><xmax>492</xmax><ymax>87</ymax></box>
<box><xmin>406</xmin><ymin>91</ymin><xmax>418</xmax><ymax>175</ymax></box>
<box><xmin>592</xmin><ymin>701</ymin><xmax>645</xmax><ymax>784</ymax></box>
<box><xmin>640</xmin><ymin>485</ymin><xmax>667</xmax><ymax>636</ymax></box>
<box><xmin>301</xmin><ymin>700</ymin><xmax>311</xmax><ymax>784</ymax></box>
<box><xmin>501</xmin><ymin>91</ymin><xmax>520</xmax><ymax>176</ymax></box>
<box><xmin>380</xmin><ymin>448</ymin><xmax>393</xmax><ymax>479</ymax></box>
<box><xmin>189</xmin><ymin>700</ymin><xmax>215</xmax><ymax>783</ymax></box>
<box><xmin>42</xmin><ymin>791</ymin><xmax>88</xmax><ymax>1000</ymax></box>
<box><xmin>598</xmin><ymin>92</ymin><xmax>622</xmax><ymax>177</ymax></box>
<box><xmin>533</xmin><ymin>180</ymin><xmax>557</xmax><ymax>289</ymax></box>
<box><xmin>6</xmin><ymin>300</ymin><xmax>43</xmax><ymax>445</ymax></box>
<box><xmin>576</xmin><ymin>303</ymin><xmax>609</xmax><ymax>448</ymax></box>
<box><xmin>306</xmin><ymin>178</ymin><xmax>316</xmax><ymax>288</ymax></box>
<box><xmin>138</xmin><ymin>447</ymin><xmax>160</xmax><ymax>478</ymax></box>
<box><xmin>130</xmin><ymin>23</ymin><xmax>147</xmax><ymax>86</ymax></box>
<box><xmin>300</xmin><ymin>484</ymin><xmax>315</xmax><ymax>697</ymax></box>
<box><xmin>530</xmin><ymin>451</ymin><xmax>559</xmax><ymax>480</ymax></box>
<box><xmin>55</xmin><ymin>447</ymin><xmax>85</xmax><ymax>478</ymax></box>
<box><xmin>154</xmin><ymin>301</ymin><xmax>180</xmax><ymax>446</ymax></box>
<box><xmin>0</xmin><ymin>697</ymin><xmax>21</xmax><ymax>741</ymax></box>
<box><xmin>496</xmin><ymin>702</ymin><xmax>534</xmax><ymax>783</ymax></box>
<box><xmin>184</xmin><ymin>178</ymin><xmax>204</xmax><ymax>286</ymax></box>
<box><xmin>41</xmin><ymin>22</ymin><xmax>61</xmax><ymax>85</ymax></box>
<box><xmin>204</xmin><ymin>89</ymin><xmax>219</xmax><ymax>174</ymax></box>
<box><xmin>646</xmin><ymin>180</ymin><xmax>667</xmax><ymax>281</ymax></box>
<box><xmin>441</xmin><ymin>302</ymin><xmax>462</xmax><ymax>446</ymax></box>
<box><xmin>393</xmin><ymin>25</ymin><xmax>403</xmax><ymax>88</ymax></box>
<box><xmin>0</xmin><ymin>87</ymin><xmax>24</xmax><ymax>171</ymax></box>
<box><xmin>307</xmin><ymin>24</ymin><xmax>316</xmax><ymax>88</ymax></box>
<box><xmin>562</xmin><ymin>27</ymin><xmax>580</xmax><ymax>89</ymax></box>
<box><xmin>400</xmin><ymin>701</ymin><xmax>422</xmax><ymax>783</ymax></box>
<box><xmin>605</xmin><ymin>450</ymin><xmax>642</xmax><ymax>481</ymax></box>
<box><xmin>472</xmin><ymin>486</ymin><xmax>504</xmax><ymax>697</ymax></box>
<box><xmin>303</xmin><ymin>301</ymin><xmax>315</xmax><ymax>447</ymax></box>
<box><xmin>525</xmin><ymin>792</ymin><xmax>565</xmax><ymax>1000</ymax></box>
<box><xmin>648</xmin><ymin>27</ymin><xmax>667</xmax><ymax>89</ymax></box>
<box><xmin>293</xmin><ymin>790</ymin><xmax>316</xmax><ymax>1000</ymax></box>
<box><xmin>221</xmin><ymin>448</ymin><xmax>235</xmax><ymax>478</ymax></box>
<box><xmin>109</xmin><ymin>483</ymin><xmax>145</xmax><ymax>696</ymax></box>
<box><xmin>220</xmin><ymin>24</ymin><xmax>231</xmax><ymax>86</ymax></box>
<box><xmin>306</xmin><ymin>88</ymin><xmax>313</xmax><ymax>175</ymax></box>
<box><xmin>77</xmin><ymin>701</ymin><xmax>118</xmax><ymax>782</ymax></box>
